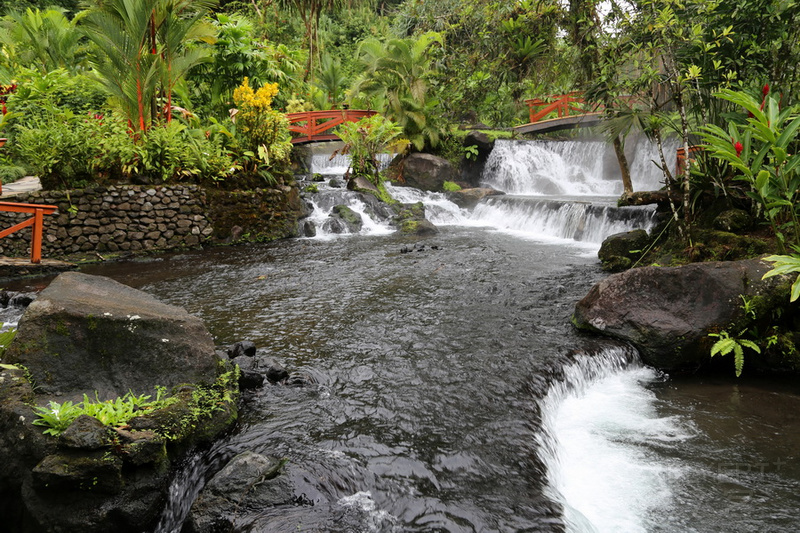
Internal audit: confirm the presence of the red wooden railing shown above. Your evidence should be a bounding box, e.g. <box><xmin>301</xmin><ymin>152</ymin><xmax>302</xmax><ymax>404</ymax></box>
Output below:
<box><xmin>524</xmin><ymin>92</ymin><xmax>602</xmax><ymax>124</ymax></box>
<box><xmin>0</xmin><ymin>201</ymin><xmax>57</xmax><ymax>263</ymax></box>
<box><xmin>286</xmin><ymin>109</ymin><xmax>377</xmax><ymax>144</ymax></box>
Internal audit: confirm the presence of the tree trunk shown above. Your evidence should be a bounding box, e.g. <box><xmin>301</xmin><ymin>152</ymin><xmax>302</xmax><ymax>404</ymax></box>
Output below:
<box><xmin>612</xmin><ymin>135</ymin><xmax>633</xmax><ymax>194</ymax></box>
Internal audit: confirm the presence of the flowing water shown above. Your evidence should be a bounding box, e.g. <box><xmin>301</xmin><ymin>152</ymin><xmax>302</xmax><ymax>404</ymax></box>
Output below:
<box><xmin>10</xmin><ymin>139</ymin><xmax>800</xmax><ymax>532</ymax></box>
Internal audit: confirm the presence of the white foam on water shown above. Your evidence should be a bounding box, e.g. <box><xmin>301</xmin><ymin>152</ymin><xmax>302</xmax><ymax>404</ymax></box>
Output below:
<box><xmin>538</xmin><ymin>349</ymin><xmax>695</xmax><ymax>533</ymax></box>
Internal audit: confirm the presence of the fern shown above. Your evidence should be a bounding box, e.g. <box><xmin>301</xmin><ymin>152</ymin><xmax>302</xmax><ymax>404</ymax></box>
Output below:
<box><xmin>709</xmin><ymin>330</ymin><xmax>762</xmax><ymax>377</ymax></box>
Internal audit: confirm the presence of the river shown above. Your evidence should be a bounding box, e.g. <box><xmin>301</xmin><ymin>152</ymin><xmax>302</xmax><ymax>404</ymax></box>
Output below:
<box><xmin>12</xmin><ymin>138</ymin><xmax>800</xmax><ymax>532</ymax></box>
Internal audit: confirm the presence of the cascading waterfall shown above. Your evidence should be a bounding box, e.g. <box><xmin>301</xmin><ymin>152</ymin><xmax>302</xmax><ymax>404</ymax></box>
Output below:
<box><xmin>537</xmin><ymin>346</ymin><xmax>694</xmax><ymax>533</ymax></box>
<box><xmin>482</xmin><ymin>137</ymin><xmax>676</xmax><ymax>196</ymax></box>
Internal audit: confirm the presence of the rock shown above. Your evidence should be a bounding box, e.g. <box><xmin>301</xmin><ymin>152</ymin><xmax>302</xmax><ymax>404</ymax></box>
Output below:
<box><xmin>398</xmin><ymin>153</ymin><xmax>456</xmax><ymax>191</ymax></box>
<box><xmin>346</xmin><ymin>175</ymin><xmax>379</xmax><ymax>194</ymax></box>
<box><xmin>113</xmin><ymin>429</ymin><xmax>166</xmax><ymax>466</ymax></box>
<box><xmin>228</xmin><ymin>340</ymin><xmax>257</xmax><ymax>359</ymax></box>
<box><xmin>446</xmin><ymin>187</ymin><xmax>505</xmax><ymax>209</ymax></box>
<box><xmin>32</xmin><ymin>452</ymin><xmax>123</xmax><ymax>494</ymax></box>
<box><xmin>186</xmin><ymin>451</ymin><xmax>290</xmax><ymax>533</ymax></box>
<box><xmin>460</xmin><ymin>131</ymin><xmax>495</xmax><ymax>187</ymax></box>
<box><xmin>264</xmin><ymin>360</ymin><xmax>289</xmax><ymax>383</ymax></box>
<box><xmin>713</xmin><ymin>209</ymin><xmax>753</xmax><ymax>232</ymax></box>
<box><xmin>238</xmin><ymin>369</ymin><xmax>265</xmax><ymax>390</ymax></box>
<box><xmin>232</xmin><ymin>355</ymin><xmax>254</xmax><ymax>371</ymax></box>
<box><xmin>598</xmin><ymin>229</ymin><xmax>650</xmax><ymax>272</ymax></box>
<box><xmin>573</xmin><ymin>259</ymin><xmax>793</xmax><ymax>371</ymax></box>
<box><xmin>618</xmin><ymin>190</ymin><xmax>680</xmax><ymax>210</ymax></box>
<box><xmin>322</xmin><ymin>217</ymin><xmax>347</xmax><ymax>234</ymax></box>
<box><xmin>4</xmin><ymin>272</ymin><xmax>222</xmax><ymax>400</ymax></box>
<box><xmin>331</xmin><ymin>204</ymin><xmax>364</xmax><ymax>233</ymax></box>
<box><xmin>59</xmin><ymin>415</ymin><xmax>111</xmax><ymax>450</ymax></box>
<box><xmin>393</xmin><ymin>202</ymin><xmax>438</xmax><ymax>236</ymax></box>
<box><xmin>301</xmin><ymin>219</ymin><xmax>317</xmax><ymax>237</ymax></box>
<box><xmin>328</xmin><ymin>179</ymin><xmax>343</xmax><ymax>188</ymax></box>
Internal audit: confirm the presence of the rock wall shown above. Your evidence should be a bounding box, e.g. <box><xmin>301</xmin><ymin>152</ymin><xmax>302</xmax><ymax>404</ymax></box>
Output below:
<box><xmin>0</xmin><ymin>185</ymin><xmax>305</xmax><ymax>259</ymax></box>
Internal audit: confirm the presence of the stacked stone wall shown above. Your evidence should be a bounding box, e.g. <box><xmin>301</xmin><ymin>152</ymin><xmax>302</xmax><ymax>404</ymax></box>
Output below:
<box><xmin>0</xmin><ymin>185</ymin><xmax>304</xmax><ymax>259</ymax></box>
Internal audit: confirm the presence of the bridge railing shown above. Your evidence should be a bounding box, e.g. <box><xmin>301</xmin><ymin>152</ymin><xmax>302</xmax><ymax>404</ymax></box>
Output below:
<box><xmin>0</xmin><ymin>201</ymin><xmax>58</xmax><ymax>263</ymax></box>
<box><xmin>524</xmin><ymin>92</ymin><xmax>603</xmax><ymax>124</ymax></box>
<box><xmin>286</xmin><ymin>109</ymin><xmax>377</xmax><ymax>144</ymax></box>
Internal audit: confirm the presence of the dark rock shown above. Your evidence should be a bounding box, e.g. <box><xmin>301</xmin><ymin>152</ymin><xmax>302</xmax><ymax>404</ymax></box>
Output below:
<box><xmin>228</xmin><ymin>340</ymin><xmax>257</xmax><ymax>359</ymax></box>
<box><xmin>446</xmin><ymin>187</ymin><xmax>505</xmax><ymax>209</ymax></box>
<box><xmin>598</xmin><ymin>229</ymin><xmax>650</xmax><ymax>272</ymax></box>
<box><xmin>232</xmin><ymin>355</ymin><xmax>254</xmax><ymax>371</ymax></box>
<box><xmin>114</xmin><ymin>429</ymin><xmax>166</xmax><ymax>466</ymax></box>
<box><xmin>228</xmin><ymin>225</ymin><xmax>244</xmax><ymax>242</ymax></box>
<box><xmin>398</xmin><ymin>153</ymin><xmax>456</xmax><ymax>191</ymax></box>
<box><xmin>186</xmin><ymin>451</ymin><xmax>290</xmax><ymax>533</ymax></box>
<box><xmin>59</xmin><ymin>415</ymin><xmax>111</xmax><ymax>450</ymax></box>
<box><xmin>265</xmin><ymin>363</ymin><xmax>289</xmax><ymax>383</ymax></box>
<box><xmin>302</xmin><ymin>219</ymin><xmax>317</xmax><ymax>237</ymax></box>
<box><xmin>460</xmin><ymin>131</ymin><xmax>495</xmax><ymax>187</ymax></box>
<box><xmin>311</xmin><ymin>173</ymin><xmax>325</xmax><ymax>182</ymax></box>
<box><xmin>238</xmin><ymin>369</ymin><xmax>265</xmax><ymax>390</ymax></box>
<box><xmin>322</xmin><ymin>217</ymin><xmax>347</xmax><ymax>234</ymax></box>
<box><xmin>713</xmin><ymin>209</ymin><xmax>753</xmax><ymax>232</ymax></box>
<box><xmin>328</xmin><ymin>179</ymin><xmax>343</xmax><ymax>188</ymax></box>
<box><xmin>573</xmin><ymin>259</ymin><xmax>793</xmax><ymax>371</ymax></box>
<box><xmin>4</xmin><ymin>272</ymin><xmax>221</xmax><ymax>400</ymax></box>
<box><xmin>32</xmin><ymin>452</ymin><xmax>123</xmax><ymax>494</ymax></box>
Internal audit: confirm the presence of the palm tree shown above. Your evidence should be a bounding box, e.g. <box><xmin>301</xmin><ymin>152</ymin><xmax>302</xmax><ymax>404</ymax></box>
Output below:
<box><xmin>351</xmin><ymin>32</ymin><xmax>444</xmax><ymax>151</ymax></box>
<box><xmin>82</xmin><ymin>0</ymin><xmax>215</xmax><ymax>133</ymax></box>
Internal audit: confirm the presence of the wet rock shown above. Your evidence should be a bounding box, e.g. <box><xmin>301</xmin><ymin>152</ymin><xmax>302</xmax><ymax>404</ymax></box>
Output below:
<box><xmin>598</xmin><ymin>229</ymin><xmax>650</xmax><ymax>272</ymax></box>
<box><xmin>397</xmin><ymin>153</ymin><xmax>456</xmax><ymax>192</ymax></box>
<box><xmin>393</xmin><ymin>202</ymin><xmax>438</xmax><ymax>236</ymax></box>
<box><xmin>186</xmin><ymin>451</ymin><xmax>290</xmax><ymax>533</ymax></box>
<box><xmin>301</xmin><ymin>219</ymin><xmax>317</xmax><ymax>237</ymax></box>
<box><xmin>328</xmin><ymin>179</ymin><xmax>343</xmax><ymax>188</ymax></box>
<box><xmin>4</xmin><ymin>272</ymin><xmax>222</xmax><ymax>400</ymax></box>
<box><xmin>347</xmin><ymin>175</ymin><xmax>379</xmax><ymax>195</ymax></box>
<box><xmin>239</xmin><ymin>369</ymin><xmax>265</xmax><ymax>390</ymax></box>
<box><xmin>228</xmin><ymin>340</ymin><xmax>257</xmax><ymax>359</ymax></box>
<box><xmin>331</xmin><ymin>205</ymin><xmax>364</xmax><ymax>233</ymax></box>
<box><xmin>323</xmin><ymin>217</ymin><xmax>348</xmax><ymax>234</ymax></box>
<box><xmin>446</xmin><ymin>187</ymin><xmax>505</xmax><ymax>209</ymax></box>
<box><xmin>59</xmin><ymin>415</ymin><xmax>111</xmax><ymax>450</ymax></box>
<box><xmin>114</xmin><ymin>429</ymin><xmax>167</xmax><ymax>466</ymax></box>
<box><xmin>265</xmin><ymin>363</ymin><xmax>289</xmax><ymax>383</ymax></box>
<box><xmin>573</xmin><ymin>259</ymin><xmax>794</xmax><ymax>372</ymax></box>
<box><xmin>32</xmin><ymin>452</ymin><xmax>123</xmax><ymax>494</ymax></box>
<box><xmin>460</xmin><ymin>131</ymin><xmax>495</xmax><ymax>187</ymax></box>
<box><xmin>232</xmin><ymin>355</ymin><xmax>255</xmax><ymax>371</ymax></box>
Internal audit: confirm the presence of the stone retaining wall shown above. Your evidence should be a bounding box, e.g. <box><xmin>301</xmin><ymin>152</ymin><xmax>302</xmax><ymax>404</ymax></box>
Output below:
<box><xmin>0</xmin><ymin>185</ymin><xmax>305</xmax><ymax>259</ymax></box>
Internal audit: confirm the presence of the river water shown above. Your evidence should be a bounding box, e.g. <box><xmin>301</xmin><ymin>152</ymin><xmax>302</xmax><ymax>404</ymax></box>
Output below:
<box><xmin>13</xmin><ymin>138</ymin><xmax>800</xmax><ymax>532</ymax></box>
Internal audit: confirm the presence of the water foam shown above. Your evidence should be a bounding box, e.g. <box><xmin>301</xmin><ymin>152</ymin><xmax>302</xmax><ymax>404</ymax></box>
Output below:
<box><xmin>538</xmin><ymin>348</ymin><xmax>694</xmax><ymax>533</ymax></box>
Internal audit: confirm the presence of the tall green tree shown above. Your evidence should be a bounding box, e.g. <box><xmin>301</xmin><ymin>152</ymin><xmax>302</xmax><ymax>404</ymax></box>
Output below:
<box><xmin>276</xmin><ymin>0</ymin><xmax>344</xmax><ymax>78</ymax></box>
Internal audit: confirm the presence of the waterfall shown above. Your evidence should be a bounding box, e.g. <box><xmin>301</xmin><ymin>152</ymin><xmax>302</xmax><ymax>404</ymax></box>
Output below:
<box><xmin>482</xmin><ymin>137</ymin><xmax>676</xmax><ymax>196</ymax></box>
<box><xmin>537</xmin><ymin>346</ymin><xmax>694</xmax><ymax>533</ymax></box>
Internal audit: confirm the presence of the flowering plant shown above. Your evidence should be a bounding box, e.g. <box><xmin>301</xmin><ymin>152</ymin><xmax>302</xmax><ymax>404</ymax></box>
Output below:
<box><xmin>699</xmin><ymin>86</ymin><xmax>800</xmax><ymax>252</ymax></box>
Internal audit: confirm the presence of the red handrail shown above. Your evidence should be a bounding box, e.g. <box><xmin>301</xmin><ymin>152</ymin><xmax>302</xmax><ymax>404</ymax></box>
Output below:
<box><xmin>0</xmin><ymin>201</ymin><xmax>57</xmax><ymax>263</ymax></box>
<box><xmin>524</xmin><ymin>92</ymin><xmax>601</xmax><ymax>123</ymax></box>
<box><xmin>286</xmin><ymin>109</ymin><xmax>377</xmax><ymax>143</ymax></box>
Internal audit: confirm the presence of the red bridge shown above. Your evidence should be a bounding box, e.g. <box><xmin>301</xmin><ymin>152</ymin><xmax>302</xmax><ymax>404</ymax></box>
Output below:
<box><xmin>515</xmin><ymin>92</ymin><xmax>604</xmax><ymax>135</ymax></box>
<box><xmin>287</xmin><ymin>109</ymin><xmax>377</xmax><ymax>144</ymax></box>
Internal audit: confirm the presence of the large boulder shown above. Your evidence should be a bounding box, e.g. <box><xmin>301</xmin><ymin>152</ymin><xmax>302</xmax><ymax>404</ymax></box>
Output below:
<box><xmin>4</xmin><ymin>271</ymin><xmax>222</xmax><ymax>400</ymax></box>
<box><xmin>572</xmin><ymin>259</ymin><xmax>794</xmax><ymax>371</ymax></box>
<box><xmin>397</xmin><ymin>153</ymin><xmax>456</xmax><ymax>191</ymax></box>
<box><xmin>598</xmin><ymin>229</ymin><xmax>650</xmax><ymax>272</ymax></box>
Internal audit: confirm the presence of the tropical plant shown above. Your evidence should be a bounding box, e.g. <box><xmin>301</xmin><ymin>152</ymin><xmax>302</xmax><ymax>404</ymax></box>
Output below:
<box><xmin>762</xmin><ymin>250</ymin><xmax>800</xmax><ymax>302</ymax></box>
<box><xmin>232</xmin><ymin>77</ymin><xmax>293</xmax><ymax>175</ymax></box>
<box><xmin>699</xmin><ymin>87</ymin><xmax>800</xmax><ymax>252</ymax></box>
<box><xmin>709</xmin><ymin>329</ymin><xmax>761</xmax><ymax>377</ymax></box>
<box><xmin>0</xmin><ymin>7</ymin><xmax>89</xmax><ymax>74</ymax></box>
<box><xmin>276</xmin><ymin>0</ymin><xmax>345</xmax><ymax>77</ymax></box>
<box><xmin>336</xmin><ymin>113</ymin><xmax>406</xmax><ymax>185</ymax></box>
<box><xmin>32</xmin><ymin>388</ymin><xmax>177</xmax><ymax>437</ymax></box>
<box><xmin>81</xmin><ymin>0</ymin><xmax>216</xmax><ymax>133</ymax></box>
<box><xmin>314</xmin><ymin>53</ymin><xmax>347</xmax><ymax>109</ymax></box>
<box><xmin>186</xmin><ymin>13</ymin><xmax>306</xmax><ymax>116</ymax></box>
<box><xmin>351</xmin><ymin>32</ymin><xmax>444</xmax><ymax>151</ymax></box>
